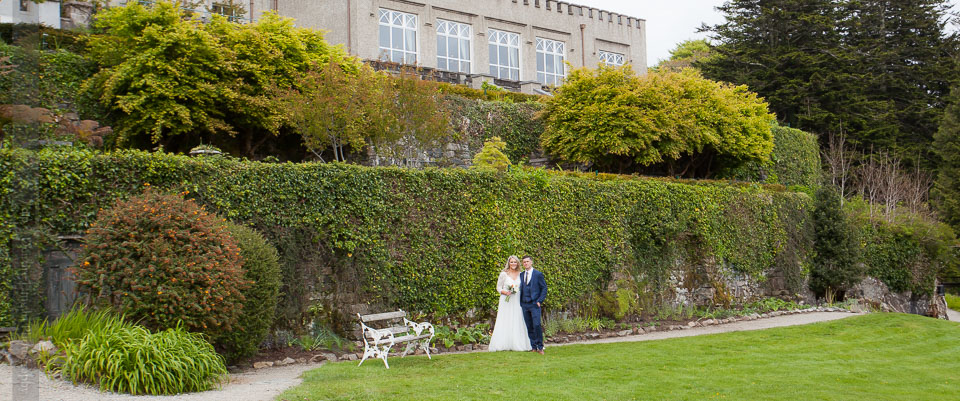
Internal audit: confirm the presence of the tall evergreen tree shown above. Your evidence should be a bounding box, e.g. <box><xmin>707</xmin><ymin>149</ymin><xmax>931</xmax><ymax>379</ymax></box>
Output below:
<box><xmin>810</xmin><ymin>185</ymin><xmax>862</xmax><ymax>299</ymax></box>
<box><xmin>842</xmin><ymin>0</ymin><xmax>959</xmax><ymax>165</ymax></box>
<box><xmin>700</xmin><ymin>0</ymin><xmax>960</xmax><ymax>168</ymax></box>
<box><xmin>933</xmin><ymin>87</ymin><xmax>960</xmax><ymax>231</ymax></box>
<box><xmin>698</xmin><ymin>0</ymin><xmax>847</xmax><ymax>134</ymax></box>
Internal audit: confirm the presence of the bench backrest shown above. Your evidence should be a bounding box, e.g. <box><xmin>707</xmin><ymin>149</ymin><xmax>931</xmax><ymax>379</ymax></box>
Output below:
<box><xmin>357</xmin><ymin>310</ymin><xmax>411</xmax><ymax>338</ymax></box>
<box><xmin>359</xmin><ymin>310</ymin><xmax>406</xmax><ymax>323</ymax></box>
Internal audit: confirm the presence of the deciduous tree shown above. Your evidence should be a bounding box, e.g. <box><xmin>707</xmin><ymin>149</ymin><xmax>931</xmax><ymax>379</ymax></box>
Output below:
<box><xmin>83</xmin><ymin>1</ymin><xmax>355</xmax><ymax>154</ymax></box>
<box><xmin>277</xmin><ymin>64</ymin><xmax>447</xmax><ymax>162</ymax></box>
<box><xmin>541</xmin><ymin>65</ymin><xmax>774</xmax><ymax>176</ymax></box>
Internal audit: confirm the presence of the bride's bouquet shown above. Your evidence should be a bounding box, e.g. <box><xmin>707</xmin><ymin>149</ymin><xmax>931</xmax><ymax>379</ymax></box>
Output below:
<box><xmin>504</xmin><ymin>283</ymin><xmax>519</xmax><ymax>302</ymax></box>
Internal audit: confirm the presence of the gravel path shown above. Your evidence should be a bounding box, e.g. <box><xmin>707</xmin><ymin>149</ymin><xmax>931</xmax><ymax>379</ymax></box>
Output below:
<box><xmin>948</xmin><ymin>308</ymin><xmax>960</xmax><ymax>322</ymax></box>
<box><xmin>2</xmin><ymin>310</ymin><xmax>862</xmax><ymax>401</ymax></box>
<box><xmin>0</xmin><ymin>361</ymin><xmax>320</xmax><ymax>401</ymax></box>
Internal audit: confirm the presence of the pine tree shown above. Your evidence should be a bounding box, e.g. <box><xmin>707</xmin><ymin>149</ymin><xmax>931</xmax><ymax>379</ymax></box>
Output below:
<box><xmin>841</xmin><ymin>0</ymin><xmax>960</xmax><ymax>167</ymax></box>
<box><xmin>933</xmin><ymin>87</ymin><xmax>960</xmax><ymax>231</ymax></box>
<box><xmin>698</xmin><ymin>0</ymin><xmax>846</xmax><ymax>134</ymax></box>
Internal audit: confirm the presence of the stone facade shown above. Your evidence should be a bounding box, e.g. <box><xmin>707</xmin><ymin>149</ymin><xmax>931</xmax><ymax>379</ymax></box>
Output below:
<box><xmin>282</xmin><ymin>0</ymin><xmax>647</xmax><ymax>94</ymax></box>
<box><xmin>80</xmin><ymin>1</ymin><xmax>645</xmax><ymax>95</ymax></box>
<box><xmin>0</xmin><ymin>0</ymin><xmax>62</xmax><ymax>27</ymax></box>
<box><xmin>118</xmin><ymin>0</ymin><xmax>647</xmax><ymax>94</ymax></box>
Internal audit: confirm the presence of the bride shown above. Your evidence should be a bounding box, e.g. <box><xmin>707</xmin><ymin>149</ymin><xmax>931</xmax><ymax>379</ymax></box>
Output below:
<box><xmin>488</xmin><ymin>255</ymin><xmax>532</xmax><ymax>352</ymax></box>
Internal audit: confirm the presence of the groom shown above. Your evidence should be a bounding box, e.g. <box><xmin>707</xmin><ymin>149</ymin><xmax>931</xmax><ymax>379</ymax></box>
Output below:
<box><xmin>519</xmin><ymin>255</ymin><xmax>547</xmax><ymax>354</ymax></box>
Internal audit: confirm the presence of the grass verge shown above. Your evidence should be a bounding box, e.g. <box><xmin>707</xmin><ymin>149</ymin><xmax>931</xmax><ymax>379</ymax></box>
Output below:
<box><xmin>946</xmin><ymin>293</ymin><xmax>960</xmax><ymax>311</ymax></box>
<box><xmin>280</xmin><ymin>313</ymin><xmax>959</xmax><ymax>401</ymax></box>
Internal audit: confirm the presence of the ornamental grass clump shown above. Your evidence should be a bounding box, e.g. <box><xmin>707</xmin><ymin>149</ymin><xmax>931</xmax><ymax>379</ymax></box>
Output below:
<box><xmin>75</xmin><ymin>188</ymin><xmax>246</xmax><ymax>336</ymax></box>
<box><xmin>18</xmin><ymin>306</ymin><xmax>124</xmax><ymax>348</ymax></box>
<box><xmin>60</xmin><ymin>322</ymin><xmax>227</xmax><ymax>395</ymax></box>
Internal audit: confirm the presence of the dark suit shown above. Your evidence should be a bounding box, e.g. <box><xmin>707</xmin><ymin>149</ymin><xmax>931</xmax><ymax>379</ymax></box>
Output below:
<box><xmin>520</xmin><ymin>269</ymin><xmax>547</xmax><ymax>350</ymax></box>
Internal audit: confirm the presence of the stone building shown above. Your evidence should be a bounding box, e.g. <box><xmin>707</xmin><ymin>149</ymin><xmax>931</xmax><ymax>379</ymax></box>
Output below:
<box><xmin>109</xmin><ymin>0</ymin><xmax>647</xmax><ymax>94</ymax></box>
<box><xmin>0</xmin><ymin>0</ymin><xmax>63</xmax><ymax>27</ymax></box>
<box><xmin>6</xmin><ymin>0</ymin><xmax>647</xmax><ymax>93</ymax></box>
<box><xmin>276</xmin><ymin>0</ymin><xmax>648</xmax><ymax>93</ymax></box>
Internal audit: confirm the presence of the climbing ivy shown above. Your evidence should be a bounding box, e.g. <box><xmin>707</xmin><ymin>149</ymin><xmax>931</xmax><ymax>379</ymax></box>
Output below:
<box><xmin>5</xmin><ymin>147</ymin><xmax>950</xmax><ymax>325</ymax></box>
<box><xmin>0</xmin><ymin>147</ymin><xmax>818</xmax><ymax>326</ymax></box>
<box><xmin>445</xmin><ymin>96</ymin><xmax>543</xmax><ymax>163</ymax></box>
<box><xmin>847</xmin><ymin>199</ymin><xmax>957</xmax><ymax>295</ymax></box>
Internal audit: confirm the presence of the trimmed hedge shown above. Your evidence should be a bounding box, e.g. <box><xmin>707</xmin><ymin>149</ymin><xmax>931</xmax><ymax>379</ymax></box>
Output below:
<box><xmin>1</xmin><ymin>147</ymin><xmax>811</xmax><ymax>326</ymax></box>
<box><xmin>768</xmin><ymin>126</ymin><xmax>821</xmax><ymax>188</ymax></box>
<box><xmin>718</xmin><ymin>125</ymin><xmax>821</xmax><ymax>189</ymax></box>
<box><xmin>3</xmin><ymin>147</ymin><xmax>951</xmax><ymax>328</ymax></box>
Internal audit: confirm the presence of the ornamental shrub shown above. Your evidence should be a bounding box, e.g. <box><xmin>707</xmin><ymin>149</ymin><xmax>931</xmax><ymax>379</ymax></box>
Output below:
<box><xmin>471</xmin><ymin>136</ymin><xmax>511</xmax><ymax>172</ymax></box>
<box><xmin>717</xmin><ymin>125</ymin><xmax>821</xmax><ymax>188</ymax></box>
<box><xmin>59</xmin><ymin>321</ymin><xmax>227</xmax><ymax>395</ymax></box>
<box><xmin>75</xmin><ymin>188</ymin><xmax>246</xmax><ymax>335</ymax></box>
<box><xmin>541</xmin><ymin>66</ymin><xmax>775</xmax><ymax>176</ymax></box>
<box><xmin>212</xmin><ymin>222</ymin><xmax>282</xmax><ymax>363</ymax></box>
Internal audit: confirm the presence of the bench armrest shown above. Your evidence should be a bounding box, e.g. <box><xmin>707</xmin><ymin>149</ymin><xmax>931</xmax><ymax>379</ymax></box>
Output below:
<box><xmin>364</xmin><ymin>327</ymin><xmax>396</xmax><ymax>345</ymax></box>
<box><xmin>403</xmin><ymin>318</ymin><xmax>434</xmax><ymax>337</ymax></box>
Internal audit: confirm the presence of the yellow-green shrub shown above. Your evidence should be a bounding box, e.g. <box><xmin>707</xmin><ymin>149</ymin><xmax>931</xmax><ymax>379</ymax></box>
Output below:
<box><xmin>541</xmin><ymin>66</ymin><xmax>775</xmax><ymax>176</ymax></box>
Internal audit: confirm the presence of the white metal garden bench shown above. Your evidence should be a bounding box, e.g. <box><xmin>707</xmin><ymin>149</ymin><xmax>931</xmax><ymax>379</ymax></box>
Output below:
<box><xmin>357</xmin><ymin>310</ymin><xmax>434</xmax><ymax>369</ymax></box>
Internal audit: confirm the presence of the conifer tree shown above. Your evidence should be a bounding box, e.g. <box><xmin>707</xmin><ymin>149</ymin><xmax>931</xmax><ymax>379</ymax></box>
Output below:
<box><xmin>933</xmin><ymin>87</ymin><xmax>960</xmax><ymax>231</ymax></box>
<box><xmin>471</xmin><ymin>136</ymin><xmax>512</xmax><ymax>172</ymax></box>
<box><xmin>810</xmin><ymin>185</ymin><xmax>862</xmax><ymax>300</ymax></box>
<box><xmin>700</xmin><ymin>0</ymin><xmax>960</xmax><ymax>168</ymax></box>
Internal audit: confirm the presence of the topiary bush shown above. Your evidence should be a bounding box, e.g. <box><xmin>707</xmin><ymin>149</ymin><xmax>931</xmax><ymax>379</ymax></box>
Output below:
<box><xmin>75</xmin><ymin>188</ymin><xmax>246</xmax><ymax>335</ymax></box>
<box><xmin>716</xmin><ymin>124</ymin><xmax>821</xmax><ymax>189</ymax></box>
<box><xmin>212</xmin><ymin>222</ymin><xmax>282</xmax><ymax>363</ymax></box>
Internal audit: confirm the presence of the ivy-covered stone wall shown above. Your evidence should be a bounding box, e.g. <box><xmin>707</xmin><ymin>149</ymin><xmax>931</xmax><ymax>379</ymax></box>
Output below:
<box><xmin>1</xmin><ymin>148</ymin><xmax>816</xmax><ymax>328</ymax></box>
<box><xmin>3</xmin><ymin>147</ymin><xmax>950</xmax><ymax>330</ymax></box>
<box><xmin>357</xmin><ymin>96</ymin><xmax>544</xmax><ymax>169</ymax></box>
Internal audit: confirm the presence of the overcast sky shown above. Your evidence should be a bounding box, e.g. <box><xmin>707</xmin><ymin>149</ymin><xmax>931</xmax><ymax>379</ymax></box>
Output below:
<box><xmin>576</xmin><ymin>0</ymin><xmax>960</xmax><ymax>67</ymax></box>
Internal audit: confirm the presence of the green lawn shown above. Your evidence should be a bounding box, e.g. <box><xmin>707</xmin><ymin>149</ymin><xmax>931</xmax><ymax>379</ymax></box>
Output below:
<box><xmin>947</xmin><ymin>293</ymin><xmax>960</xmax><ymax>310</ymax></box>
<box><xmin>279</xmin><ymin>314</ymin><xmax>960</xmax><ymax>400</ymax></box>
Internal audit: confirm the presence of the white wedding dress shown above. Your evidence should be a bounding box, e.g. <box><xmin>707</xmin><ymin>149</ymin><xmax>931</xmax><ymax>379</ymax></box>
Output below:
<box><xmin>488</xmin><ymin>271</ymin><xmax>532</xmax><ymax>351</ymax></box>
